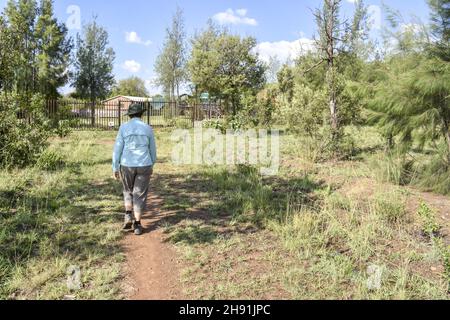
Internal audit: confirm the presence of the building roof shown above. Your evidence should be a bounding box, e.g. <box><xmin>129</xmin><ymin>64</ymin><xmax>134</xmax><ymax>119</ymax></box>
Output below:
<box><xmin>103</xmin><ymin>95</ymin><xmax>152</xmax><ymax>103</ymax></box>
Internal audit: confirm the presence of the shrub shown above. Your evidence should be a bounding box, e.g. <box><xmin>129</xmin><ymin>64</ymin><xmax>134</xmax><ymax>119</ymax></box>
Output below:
<box><xmin>255</xmin><ymin>86</ymin><xmax>277</xmax><ymax>127</ymax></box>
<box><xmin>417</xmin><ymin>203</ymin><xmax>440</xmax><ymax>238</ymax></box>
<box><xmin>0</xmin><ymin>93</ymin><xmax>52</xmax><ymax>168</ymax></box>
<box><xmin>53</xmin><ymin>120</ymin><xmax>73</xmax><ymax>138</ymax></box>
<box><xmin>276</xmin><ymin>84</ymin><xmax>328</xmax><ymax>137</ymax></box>
<box><xmin>203</xmin><ymin>119</ymin><xmax>226</xmax><ymax>131</ymax></box>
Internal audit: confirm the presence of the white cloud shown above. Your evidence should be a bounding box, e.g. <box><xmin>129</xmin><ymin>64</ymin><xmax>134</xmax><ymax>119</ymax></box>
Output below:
<box><xmin>213</xmin><ymin>8</ymin><xmax>258</xmax><ymax>26</ymax></box>
<box><xmin>125</xmin><ymin>31</ymin><xmax>152</xmax><ymax>46</ymax></box>
<box><xmin>255</xmin><ymin>38</ymin><xmax>316</xmax><ymax>63</ymax></box>
<box><xmin>236</xmin><ymin>8</ymin><xmax>247</xmax><ymax>16</ymax></box>
<box><xmin>346</xmin><ymin>0</ymin><xmax>358</xmax><ymax>3</ymax></box>
<box><xmin>122</xmin><ymin>60</ymin><xmax>141</xmax><ymax>73</ymax></box>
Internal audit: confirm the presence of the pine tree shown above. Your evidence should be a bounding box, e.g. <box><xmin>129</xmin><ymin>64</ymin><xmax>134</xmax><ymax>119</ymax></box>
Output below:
<box><xmin>370</xmin><ymin>0</ymin><xmax>450</xmax><ymax>161</ymax></box>
<box><xmin>313</xmin><ymin>0</ymin><xmax>369</xmax><ymax>141</ymax></box>
<box><xmin>34</xmin><ymin>0</ymin><xmax>72</xmax><ymax>98</ymax></box>
<box><xmin>0</xmin><ymin>15</ymin><xmax>14</xmax><ymax>92</ymax></box>
<box><xmin>154</xmin><ymin>7</ymin><xmax>187</xmax><ymax>101</ymax></box>
<box><xmin>2</xmin><ymin>0</ymin><xmax>71</xmax><ymax>97</ymax></box>
<box><xmin>427</xmin><ymin>0</ymin><xmax>450</xmax><ymax>61</ymax></box>
<box><xmin>4</xmin><ymin>0</ymin><xmax>38</xmax><ymax>94</ymax></box>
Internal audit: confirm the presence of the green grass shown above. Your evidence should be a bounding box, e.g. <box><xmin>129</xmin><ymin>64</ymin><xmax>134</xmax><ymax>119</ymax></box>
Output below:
<box><xmin>0</xmin><ymin>131</ymin><xmax>124</xmax><ymax>300</ymax></box>
<box><xmin>0</xmin><ymin>125</ymin><xmax>448</xmax><ymax>300</ymax></box>
<box><xmin>156</xmin><ymin>126</ymin><xmax>449</xmax><ymax>299</ymax></box>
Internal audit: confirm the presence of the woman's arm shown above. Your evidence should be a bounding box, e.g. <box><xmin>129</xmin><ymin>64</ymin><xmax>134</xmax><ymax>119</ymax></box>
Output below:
<box><xmin>149</xmin><ymin>128</ymin><xmax>157</xmax><ymax>166</ymax></box>
<box><xmin>112</xmin><ymin>127</ymin><xmax>125</xmax><ymax>173</ymax></box>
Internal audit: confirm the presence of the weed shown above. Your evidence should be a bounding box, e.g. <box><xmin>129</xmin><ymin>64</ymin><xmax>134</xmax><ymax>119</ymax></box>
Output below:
<box><xmin>417</xmin><ymin>202</ymin><xmax>441</xmax><ymax>238</ymax></box>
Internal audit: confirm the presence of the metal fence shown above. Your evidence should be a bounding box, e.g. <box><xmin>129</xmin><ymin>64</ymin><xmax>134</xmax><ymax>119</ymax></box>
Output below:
<box><xmin>45</xmin><ymin>99</ymin><xmax>223</xmax><ymax>130</ymax></box>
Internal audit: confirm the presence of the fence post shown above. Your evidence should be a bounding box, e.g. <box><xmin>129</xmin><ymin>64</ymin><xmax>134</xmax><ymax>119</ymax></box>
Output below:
<box><xmin>91</xmin><ymin>101</ymin><xmax>95</xmax><ymax>127</ymax></box>
<box><xmin>118</xmin><ymin>100</ymin><xmax>121</xmax><ymax>128</ymax></box>
<box><xmin>147</xmin><ymin>101</ymin><xmax>150</xmax><ymax>125</ymax></box>
<box><xmin>192</xmin><ymin>103</ymin><xmax>196</xmax><ymax>127</ymax></box>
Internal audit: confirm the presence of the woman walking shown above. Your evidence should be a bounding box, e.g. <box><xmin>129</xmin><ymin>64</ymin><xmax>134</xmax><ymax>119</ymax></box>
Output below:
<box><xmin>112</xmin><ymin>103</ymin><xmax>157</xmax><ymax>235</ymax></box>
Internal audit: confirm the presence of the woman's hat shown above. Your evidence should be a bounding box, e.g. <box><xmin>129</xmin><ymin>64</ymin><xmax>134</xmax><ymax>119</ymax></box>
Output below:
<box><xmin>125</xmin><ymin>103</ymin><xmax>145</xmax><ymax>116</ymax></box>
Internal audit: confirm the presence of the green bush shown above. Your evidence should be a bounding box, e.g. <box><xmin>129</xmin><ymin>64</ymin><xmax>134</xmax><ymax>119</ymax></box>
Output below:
<box><xmin>53</xmin><ymin>120</ymin><xmax>72</xmax><ymax>138</ymax></box>
<box><xmin>276</xmin><ymin>84</ymin><xmax>328</xmax><ymax>137</ymax></box>
<box><xmin>203</xmin><ymin>119</ymin><xmax>226</xmax><ymax>131</ymax></box>
<box><xmin>0</xmin><ymin>93</ymin><xmax>52</xmax><ymax>168</ymax></box>
<box><xmin>417</xmin><ymin>203</ymin><xmax>440</xmax><ymax>238</ymax></box>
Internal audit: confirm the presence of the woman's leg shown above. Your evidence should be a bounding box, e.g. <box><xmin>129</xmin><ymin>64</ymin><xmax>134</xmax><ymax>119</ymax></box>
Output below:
<box><xmin>132</xmin><ymin>166</ymin><xmax>152</xmax><ymax>222</ymax></box>
<box><xmin>120</xmin><ymin>166</ymin><xmax>136</xmax><ymax>214</ymax></box>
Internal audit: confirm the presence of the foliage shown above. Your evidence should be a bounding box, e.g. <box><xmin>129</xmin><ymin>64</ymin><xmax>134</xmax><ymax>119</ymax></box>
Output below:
<box><xmin>34</xmin><ymin>0</ymin><xmax>73</xmax><ymax>98</ymax></box>
<box><xmin>188</xmin><ymin>22</ymin><xmax>266</xmax><ymax>116</ymax></box>
<box><xmin>368</xmin><ymin>56</ymin><xmax>450</xmax><ymax>162</ymax></box>
<box><xmin>72</xmin><ymin>19</ymin><xmax>115</xmax><ymax>101</ymax></box>
<box><xmin>417</xmin><ymin>202</ymin><xmax>441</xmax><ymax>238</ymax></box>
<box><xmin>36</xmin><ymin>148</ymin><xmax>64</xmax><ymax>171</ymax></box>
<box><xmin>111</xmin><ymin>76</ymin><xmax>149</xmax><ymax>97</ymax></box>
<box><xmin>277</xmin><ymin>64</ymin><xmax>294</xmax><ymax>104</ymax></box>
<box><xmin>313</xmin><ymin>0</ymin><xmax>370</xmax><ymax>137</ymax></box>
<box><xmin>0</xmin><ymin>15</ymin><xmax>13</xmax><ymax>92</ymax></box>
<box><xmin>277</xmin><ymin>84</ymin><xmax>327</xmax><ymax>137</ymax></box>
<box><xmin>238</xmin><ymin>84</ymin><xmax>278</xmax><ymax>128</ymax></box>
<box><xmin>427</xmin><ymin>0</ymin><xmax>450</xmax><ymax>61</ymax></box>
<box><xmin>1</xmin><ymin>0</ymin><xmax>71</xmax><ymax>97</ymax></box>
<box><xmin>154</xmin><ymin>7</ymin><xmax>187</xmax><ymax>100</ymax></box>
<box><xmin>0</xmin><ymin>93</ymin><xmax>51</xmax><ymax>168</ymax></box>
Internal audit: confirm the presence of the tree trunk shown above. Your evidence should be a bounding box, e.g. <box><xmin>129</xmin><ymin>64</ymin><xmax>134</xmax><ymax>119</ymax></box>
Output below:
<box><xmin>445</xmin><ymin>128</ymin><xmax>450</xmax><ymax>166</ymax></box>
<box><xmin>442</xmin><ymin>114</ymin><xmax>450</xmax><ymax>165</ymax></box>
<box><xmin>329</xmin><ymin>97</ymin><xmax>338</xmax><ymax>131</ymax></box>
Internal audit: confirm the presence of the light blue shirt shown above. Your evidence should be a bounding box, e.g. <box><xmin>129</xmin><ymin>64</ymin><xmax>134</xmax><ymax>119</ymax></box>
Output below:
<box><xmin>112</xmin><ymin>118</ymin><xmax>157</xmax><ymax>172</ymax></box>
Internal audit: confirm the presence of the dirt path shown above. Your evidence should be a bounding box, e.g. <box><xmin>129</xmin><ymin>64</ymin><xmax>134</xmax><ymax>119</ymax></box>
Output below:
<box><xmin>120</xmin><ymin>193</ymin><xmax>184</xmax><ymax>300</ymax></box>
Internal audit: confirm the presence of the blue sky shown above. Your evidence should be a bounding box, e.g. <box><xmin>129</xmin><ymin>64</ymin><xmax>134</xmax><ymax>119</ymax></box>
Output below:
<box><xmin>0</xmin><ymin>0</ymin><xmax>432</xmax><ymax>94</ymax></box>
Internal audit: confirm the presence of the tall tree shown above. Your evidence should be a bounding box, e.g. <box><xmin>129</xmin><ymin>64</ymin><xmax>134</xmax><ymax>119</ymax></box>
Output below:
<box><xmin>4</xmin><ymin>0</ymin><xmax>38</xmax><ymax>94</ymax></box>
<box><xmin>154</xmin><ymin>7</ymin><xmax>187</xmax><ymax>100</ymax></box>
<box><xmin>189</xmin><ymin>23</ymin><xmax>266</xmax><ymax>115</ymax></box>
<box><xmin>313</xmin><ymin>0</ymin><xmax>369</xmax><ymax>140</ymax></box>
<box><xmin>72</xmin><ymin>19</ymin><xmax>115</xmax><ymax>102</ymax></box>
<box><xmin>0</xmin><ymin>15</ymin><xmax>13</xmax><ymax>92</ymax></box>
<box><xmin>112</xmin><ymin>76</ymin><xmax>149</xmax><ymax>97</ymax></box>
<box><xmin>34</xmin><ymin>0</ymin><xmax>72</xmax><ymax>98</ymax></box>
<box><xmin>1</xmin><ymin>0</ymin><xmax>71</xmax><ymax>97</ymax></box>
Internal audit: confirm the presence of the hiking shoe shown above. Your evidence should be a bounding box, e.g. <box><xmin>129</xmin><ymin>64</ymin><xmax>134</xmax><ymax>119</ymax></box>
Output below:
<box><xmin>133</xmin><ymin>221</ymin><xmax>143</xmax><ymax>236</ymax></box>
<box><xmin>122</xmin><ymin>213</ymin><xmax>133</xmax><ymax>230</ymax></box>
